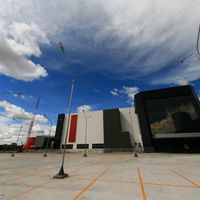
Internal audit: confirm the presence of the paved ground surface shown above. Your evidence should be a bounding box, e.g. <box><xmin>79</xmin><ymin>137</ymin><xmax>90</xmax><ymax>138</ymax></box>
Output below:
<box><xmin>0</xmin><ymin>152</ymin><xmax>200</xmax><ymax>200</ymax></box>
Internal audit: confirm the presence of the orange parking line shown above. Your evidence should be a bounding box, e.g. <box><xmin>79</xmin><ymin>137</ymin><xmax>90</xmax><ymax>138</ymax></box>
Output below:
<box><xmin>170</xmin><ymin>169</ymin><xmax>200</xmax><ymax>187</ymax></box>
<box><xmin>137</xmin><ymin>168</ymin><xmax>147</xmax><ymax>200</ymax></box>
<box><xmin>72</xmin><ymin>166</ymin><xmax>111</xmax><ymax>200</ymax></box>
<box><xmin>0</xmin><ymin>166</ymin><xmax>60</xmax><ymax>184</ymax></box>
<box><xmin>75</xmin><ymin>176</ymin><xmax>199</xmax><ymax>189</ymax></box>
<box><xmin>6</xmin><ymin>180</ymin><xmax>52</xmax><ymax>200</ymax></box>
<box><xmin>0</xmin><ymin>173</ymin><xmax>37</xmax><ymax>184</ymax></box>
<box><xmin>4</xmin><ymin>164</ymin><xmax>97</xmax><ymax>200</ymax></box>
<box><xmin>144</xmin><ymin>182</ymin><xmax>199</xmax><ymax>189</ymax></box>
<box><xmin>100</xmin><ymin>178</ymin><xmax>135</xmax><ymax>184</ymax></box>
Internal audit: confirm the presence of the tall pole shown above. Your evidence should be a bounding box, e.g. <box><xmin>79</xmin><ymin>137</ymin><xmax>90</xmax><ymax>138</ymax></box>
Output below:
<box><xmin>54</xmin><ymin>79</ymin><xmax>75</xmax><ymax>178</ymax></box>
<box><xmin>25</xmin><ymin>96</ymin><xmax>40</xmax><ymax>149</ymax></box>
<box><xmin>0</xmin><ymin>114</ymin><xmax>22</xmax><ymax>157</ymax></box>
<box><xmin>197</xmin><ymin>23</ymin><xmax>200</xmax><ymax>60</ymax></box>
<box><xmin>83</xmin><ymin>110</ymin><xmax>88</xmax><ymax>157</ymax></box>
<box><xmin>181</xmin><ymin>23</ymin><xmax>200</xmax><ymax>63</ymax></box>
<box><xmin>11</xmin><ymin>124</ymin><xmax>23</xmax><ymax>157</ymax></box>
<box><xmin>16</xmin><ymin>125</ymin><xmax>23</xmax><ymax>146</ymax></box>
<box><xmin>129</xmin><ymin>106</ymin><xmax>138</xmax><ymax>157</ymax></box>
<box><xmin>27</xmin><ymin>96</ymin><xmax>40</xmax><ymax>137</ymax></box>
<box><xmin>43</xmin><ymin>119</ymin><xmax>53</xmax><ymax>157</ymax></box>
<box><xmin>54</xmin><ymin>41</ymin><xmax>76</xmax><ymax>178</ymax></box>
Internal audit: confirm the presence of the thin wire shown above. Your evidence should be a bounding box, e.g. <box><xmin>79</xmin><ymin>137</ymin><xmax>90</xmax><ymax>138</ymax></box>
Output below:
<box><xmin>196</xmin><ymin>23</ymin><xmax>200</xmax><ymax>60</ymax></box>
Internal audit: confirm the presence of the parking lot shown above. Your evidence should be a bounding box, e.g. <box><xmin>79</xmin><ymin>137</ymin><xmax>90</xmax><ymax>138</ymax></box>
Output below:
<box><xmin>0</xmin><ymin>152</ymin><xmax>200</xmax><ymax>200</ymax></box>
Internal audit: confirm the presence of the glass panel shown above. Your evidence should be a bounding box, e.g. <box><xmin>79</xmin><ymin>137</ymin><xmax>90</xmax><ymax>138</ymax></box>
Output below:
<box><xmin>145</xmin><ymin>96</ymin><xmax>200</xmax><ymax>138</ymax></box>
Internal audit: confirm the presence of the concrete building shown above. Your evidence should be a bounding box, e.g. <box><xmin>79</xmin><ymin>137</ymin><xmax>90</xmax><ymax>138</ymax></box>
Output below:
<box><xmin>53</xmin><ymin>85</ymin><xmax>200</xmax><ymax>152</ymax></box>
<box><xmin>53</xmin><ymin>108</ymin><xmax>142</xmax><ymax>152</ymax></box>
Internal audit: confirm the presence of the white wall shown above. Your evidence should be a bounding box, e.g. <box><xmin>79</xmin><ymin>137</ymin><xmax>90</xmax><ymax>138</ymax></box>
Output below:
<box><xmin>60</xmin><ymin>107</ymin><xmax>143</xmax><ymax>151</ymax></box>
<box><xmin>119</xmin><ymin>107</ymin><xmax>143</xmax><ymax>149</ymax></box>
<box><xmin>61</xmin><ymin>111</ymin><xmax>104</xmax><ymax>149</ymax></box>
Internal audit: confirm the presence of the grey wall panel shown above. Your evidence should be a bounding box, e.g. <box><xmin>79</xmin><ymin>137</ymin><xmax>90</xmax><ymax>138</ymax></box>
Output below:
<box><xmin>34</xmin><ymin>136</ymin><xmax>45</xmax><ymax>148</ymax></box>
<box><xmin>103</xmin><ymin>109</ymin><xmax>121</xmax><ymax>132</ymax></box>
<box><xmin>103</xmin><ymin>109</ymin><xmax>131</xmax><ymax>148</ymax></box>
<box><xmin>53</xmin><ymin>114</ymin><xmax>65</xmax><ymax>149</ymax></box>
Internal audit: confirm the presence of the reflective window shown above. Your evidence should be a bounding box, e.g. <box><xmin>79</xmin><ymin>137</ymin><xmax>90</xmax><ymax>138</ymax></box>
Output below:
<box><xmin>145</xmin><ymin>96</ymin><xmax>200</xmax><ymax>138</ymax></box>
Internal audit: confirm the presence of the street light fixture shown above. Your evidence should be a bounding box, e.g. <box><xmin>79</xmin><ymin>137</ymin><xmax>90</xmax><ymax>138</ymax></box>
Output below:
<box><xmin>54</xmin><ymin>42</ymin><xmax>75</xmax><ymax>179</ymax></box>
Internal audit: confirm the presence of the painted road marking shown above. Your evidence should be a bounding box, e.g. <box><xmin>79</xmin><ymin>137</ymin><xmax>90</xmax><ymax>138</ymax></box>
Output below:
<box><xmin>74</xmin><ymin>177</ymin><xmax>199</xmax><ymax>189</ymax></box>
<box><xmin>6</xmin><ymin>180</ymin><xmax>52</xmax><ymax>200</ymax></box>
<box><xmin>72</xmin><ymin>166</ymin><xmax>111</xmax><ymax>200</ymax></box>
<box><xmin>137</xmin><ymin>168</ymin><xmax>147</xmax><ymax>200</ymax></box>
<box><xmin>170</xmin><ymin>169</ymin><xmax>200</xmax><ymax>187</ymax></box>
<box><xmin>4</xmin><ymin>164</ymin><xmax>98</xmax><ymax>200</ymax></box>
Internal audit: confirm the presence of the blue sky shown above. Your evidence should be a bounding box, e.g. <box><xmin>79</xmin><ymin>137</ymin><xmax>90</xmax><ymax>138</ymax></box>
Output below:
<box><xmin>0</xmin><ymin>0</ymin><xmax>200</xmax><ymax>144</ymax></box>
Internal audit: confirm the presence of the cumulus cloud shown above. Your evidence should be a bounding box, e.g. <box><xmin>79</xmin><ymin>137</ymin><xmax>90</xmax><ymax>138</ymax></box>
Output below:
<box><xmin>111</xmin><ymin>86</ymin><xmax>139</xmax><ymax>104</ymax></box>
<box><xmin>7</xmin><ymin>22</ymin><xmax>49</xmax><ymax>57</ymax></box>
<box><xmin>77</xmin><ymin>105</ymin><xmax>92</xmax><ymax>113</ymax></box>
<box><xmin>0</xmin><ymin>0</ymin><xmax>200</xmax><ymax>83</ymax></box>
<box><xmin>0</xmin><ymin>116</ymin><xmax>56</xmax><ymax>145</ymax></box>
<box><xmin>0</xmin><ymin>100</ymin><xmax>48</xmax><ymax>123</ymax></box>
<box><xmin>0</xmin><ymin>31</ymin><xmax>48</xmax><ymax>81</ymax></box>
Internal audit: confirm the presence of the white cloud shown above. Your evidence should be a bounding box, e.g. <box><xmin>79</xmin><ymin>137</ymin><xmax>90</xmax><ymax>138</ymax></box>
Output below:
<box><xmin>176</xmin><ymin>79</ymin><xmax>189</xmax><ymax>86</ymax></box>
<box><xmin>110</xmin><ymin>88</ymin><xmax>119</xmax><ymax>96</ymax></box>
<box><xmin>0</xmin><ymin>0</ymin><xmax>200</xmax><ymax>83</ymax></box>
<box><xmin>0</xmin><ymin>117</ymin><xmax>56</xmax><ymax>145</ymax></box>
<box><xmin>7</xmin><ymin>22</ymin><xmax>49</xmax><ymax>57</ymax></box>
<box><xmin>0</xmin><ymin>100</ymin><xmax>48</xmax><ymax>123</ymax></box>
<box><xmin>122</xmin><ymin>86</ymin><xmax>140</xmax><ymax>103</ymax></box>
<box><xmin>111</xmin><ymin>86</ymin><xmax>139</xmax><ymax>105</ymax></box>
<box><xmin>77</xmin><ymin>105</ymin><xmax>92</xmax><ymax>113</ymax></box>
<box><xmin>0</xmin><ymin>31</ymin><xmax>48</xmax><ymax>81</ymax></box>
<box><xmin>0</xmin><ymin>109</ymin><xmax>56</xmax><ymax>145</ymax></box>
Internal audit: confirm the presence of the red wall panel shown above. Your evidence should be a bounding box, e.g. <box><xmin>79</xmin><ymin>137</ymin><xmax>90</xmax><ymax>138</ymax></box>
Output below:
<box><xmin>23</xmin><ymin>137</ymin><xmax>36</xmax><ymax>150</ymax></box>
<box><xmin>68</xmin><ymin>114</ymin><xmax>78</xmax><ymax>143</ymax></box>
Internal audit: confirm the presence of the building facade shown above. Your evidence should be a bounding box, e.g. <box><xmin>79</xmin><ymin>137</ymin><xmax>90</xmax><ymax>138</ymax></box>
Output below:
<box><xmin>54</xmin><ymin>108</ymin><xmax>142</xmax><ymax>151</ymax></box>
<box><xmin>54</xmin><ymin>85</ymin><xmax>200</xmax><ymax>152</ymax></box>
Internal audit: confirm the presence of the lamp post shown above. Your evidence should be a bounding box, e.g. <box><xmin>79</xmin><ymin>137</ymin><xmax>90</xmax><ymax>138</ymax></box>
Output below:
<box><xmin>25</xmin><ymin>96</ymin><xmax>41</xmax><ymax>144</ymax></box>
<box><xmin>54</xmin><ymin>42</ymin><xmax>75</xmax><ymax>179</ymax></box>
<box><xmin>11</xmin><ymin>123</ymin><xmax>23</xmax><ymax>157</ymax></box>
<box><xmin>82</xmin><ymin>110</ymin><xmax>91</xmax><ymax>157</ymax></box>
<box><xmin>180</xmin><ymin>23</ymin><xmax>200</xmax><ymax>63</ymax></box>
<box><xmin>0</xmin><ymin>114</ymin><xmax>22</xmax><ymax>157</ymax></box>
<box><xmin>129</xmin><ymin>106</ymin><xmax>138</xmax><ymax>157</ymax></box>
<box><xmin>43</xmin><ymin>115</ymin><xmax>53</xmax><ymax>157</ymax></box>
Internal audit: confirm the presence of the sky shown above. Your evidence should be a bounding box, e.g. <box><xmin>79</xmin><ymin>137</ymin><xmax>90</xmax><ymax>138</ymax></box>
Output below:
<box><xmin>0</xmin><ymin>0</ymin><xmax>200</xmax><ymax>144</ymax></box>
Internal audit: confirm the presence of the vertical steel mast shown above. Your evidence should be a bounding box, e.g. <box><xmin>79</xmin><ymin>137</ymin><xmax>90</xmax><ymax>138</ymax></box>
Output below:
<box><xmin>27</xmin><ymin>96</ymin><xmax>41</xmax><ymax>138</ymax></box>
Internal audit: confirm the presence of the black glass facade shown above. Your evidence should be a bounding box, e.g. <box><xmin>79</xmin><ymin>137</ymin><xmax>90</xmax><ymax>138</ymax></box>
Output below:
<box><xmin>145</xmin><ymin>96</ymin><xmax>200</xmax><ymax>138</ymax></box>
